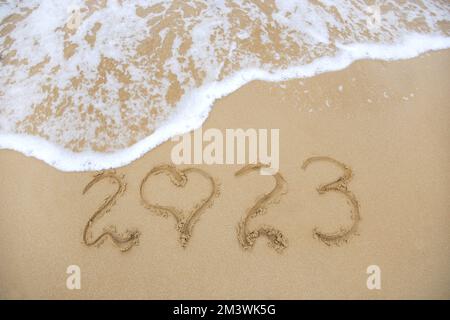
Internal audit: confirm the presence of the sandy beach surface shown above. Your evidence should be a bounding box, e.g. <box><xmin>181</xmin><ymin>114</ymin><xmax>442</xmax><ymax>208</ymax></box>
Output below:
<box><xmin>0</xmin><ymin>50</ymin><xmax>449</xmax><ymax>299</ymax></box>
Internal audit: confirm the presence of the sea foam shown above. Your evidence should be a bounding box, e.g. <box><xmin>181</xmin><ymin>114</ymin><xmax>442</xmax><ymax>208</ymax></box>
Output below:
<box><xmin>0</xmin><ymin>0</ymin><xmax>449</xmax><ymax>171</ymax></box>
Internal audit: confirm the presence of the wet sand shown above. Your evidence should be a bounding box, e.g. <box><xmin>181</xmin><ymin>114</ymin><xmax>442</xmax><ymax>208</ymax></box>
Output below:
<box><xmin>0</xmin><ymin>50</ymin><xmax>449</xmax><ymax>299</ymax></box>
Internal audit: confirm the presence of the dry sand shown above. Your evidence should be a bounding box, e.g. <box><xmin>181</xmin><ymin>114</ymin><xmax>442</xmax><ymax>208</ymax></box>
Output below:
<box><xmin>0</xmin><ymin>50</ymin><xmax>449</xmax><ymax>299</ymax></box>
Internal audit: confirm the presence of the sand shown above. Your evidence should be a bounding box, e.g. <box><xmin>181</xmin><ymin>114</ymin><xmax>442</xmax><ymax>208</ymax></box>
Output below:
<box><xmin>0</xmin><ymin>50</ymin><xmax>449</xmax><ymax>299</ymax></box>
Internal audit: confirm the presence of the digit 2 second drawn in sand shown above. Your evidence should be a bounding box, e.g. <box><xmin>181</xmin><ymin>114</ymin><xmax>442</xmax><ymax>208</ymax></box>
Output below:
<box><xmin>81</xmin><ymin>157</ymin><xmax>361</xmax><ymax>253</ymax></box>
<box><xmin>235</xmin><ymin>163</ymin><xmax>289</xmax><ymax>253</ymax></box>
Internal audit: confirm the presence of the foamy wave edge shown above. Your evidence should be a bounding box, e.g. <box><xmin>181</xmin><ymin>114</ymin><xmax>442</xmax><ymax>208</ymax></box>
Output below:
<box><xmin>1</xmin><ymin>34</ymin><xmax>449</xmax><ymax>172</ymax></box>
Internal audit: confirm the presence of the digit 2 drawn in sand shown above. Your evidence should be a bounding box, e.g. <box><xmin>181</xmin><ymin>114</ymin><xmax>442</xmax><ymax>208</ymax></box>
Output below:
<box><xmin>302</xmin><ymin>156</ymin><xmax>360</xmax><ymax>246</ymax></box>
<box><xmin>140</xmin><ymin>164</ymin><xmax>219</xmax><ymax>247</ymax></box>
<box><xmin>82</xmin><ymin>171</ymin><xmax>140</xmax><ymax>252</ymax></box>
<box><xmin>236</xmin><ymin>163</ymin><xmax>288</xmax><ymax>253</ymax></box>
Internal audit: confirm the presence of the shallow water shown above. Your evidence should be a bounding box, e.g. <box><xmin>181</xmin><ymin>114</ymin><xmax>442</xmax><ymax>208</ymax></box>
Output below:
<box><xmin>0</xmin><ymin>0</ymin><xmax>449</xmax><ymax>171</ymax></box>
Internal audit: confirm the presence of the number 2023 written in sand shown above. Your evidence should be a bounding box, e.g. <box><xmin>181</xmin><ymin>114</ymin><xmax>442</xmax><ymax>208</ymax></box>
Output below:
<box><xmin>82</xmin><ymin>156</ymin><xmax>360</xmax><ymax>253</ymax></box>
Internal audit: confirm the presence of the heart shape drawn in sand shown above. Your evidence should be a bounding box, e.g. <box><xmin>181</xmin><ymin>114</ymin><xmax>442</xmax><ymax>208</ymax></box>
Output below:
<box><xmin>139</xmin><ymin>164</ymin><xmax>220</xmax><ymax>247</ymax></box>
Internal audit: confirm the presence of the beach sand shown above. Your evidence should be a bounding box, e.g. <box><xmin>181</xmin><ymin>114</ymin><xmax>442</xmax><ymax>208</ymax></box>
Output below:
<box><xmin>0</xmin><ymin>50</ymin><xmax>449</xmax><ymax>299</ymax></box>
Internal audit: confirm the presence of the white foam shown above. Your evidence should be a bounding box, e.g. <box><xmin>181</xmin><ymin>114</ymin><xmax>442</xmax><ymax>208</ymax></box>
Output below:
<box><xmin>1</xmin><ymin>1</ymin><xmax>449</xmax><ymax>171</ymax></box>
<box><xmin>1</xmin><ymin>32</ymin><xmax>449</xmax><ymax>171</ymax></box>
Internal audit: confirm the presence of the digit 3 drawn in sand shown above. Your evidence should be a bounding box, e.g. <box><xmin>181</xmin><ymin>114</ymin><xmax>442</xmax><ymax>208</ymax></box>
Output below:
<box><xmin>301</xmin><ymin>156</ymin><xmax>361</xmax><ymax>246</ymax></box>
<box><xmin>139</xmin><ymin>164</ymin><xmax>220</xmax><ymax>247</ymax></box>
<box><xmin>82</xmin><ymin>171</ymin><xmax>140</xmax><ymax>252</ymax></box>
<box><xmin>235</xmin><ymin>163</ymin><xmax>289</xmax><ymax>253</ymax></box>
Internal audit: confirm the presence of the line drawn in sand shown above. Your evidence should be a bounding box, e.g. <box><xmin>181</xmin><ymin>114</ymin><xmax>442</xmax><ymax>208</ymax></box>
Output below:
<box><xmin>140</xmin><ymin>164</ymin><xmax>220</xmax><ymax>247</ymax></box>
<box><xmin>302</xmin><ymin>156</ymin><xmax>361</xmax><ymax>246</ymax></box>
<box><xmin>82</xmin><ymin>170</ymin><xmax>140</xmax><ymax>252</ymax></box>
<box><xmin>235</xmin><ymin>163</ymin><xmax>289</xmax><ymax>253</ymax></box>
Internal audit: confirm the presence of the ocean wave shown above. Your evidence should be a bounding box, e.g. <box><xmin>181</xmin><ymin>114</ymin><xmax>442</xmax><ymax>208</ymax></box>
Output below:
<box><xmin>0</xmin><ymin>0</ymin><xmax>449</xmax><ymax>171</ymax></box>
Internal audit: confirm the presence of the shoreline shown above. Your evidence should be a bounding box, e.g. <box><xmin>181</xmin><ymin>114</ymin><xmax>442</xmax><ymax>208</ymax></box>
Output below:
<box><xmin>1</xmin><ymin>50</ymin><xmax>449</xmax><ymax>299</ymax></box>
<box><xmin>2</xmin><ymin>44</ymin><xmax>450</xmax><ymax>172</ymax></box>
